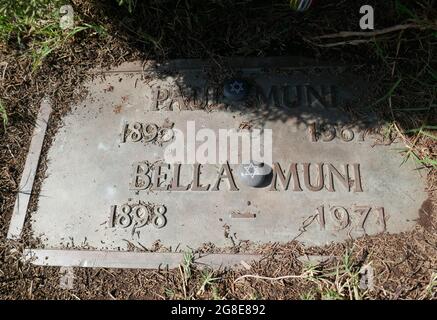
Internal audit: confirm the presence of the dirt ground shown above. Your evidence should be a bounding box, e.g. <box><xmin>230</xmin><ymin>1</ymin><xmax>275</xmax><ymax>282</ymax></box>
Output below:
<box><xmin>0</xmin><ymin>0</ymin><xmax>436</xmax><ymax>299</ymax></box>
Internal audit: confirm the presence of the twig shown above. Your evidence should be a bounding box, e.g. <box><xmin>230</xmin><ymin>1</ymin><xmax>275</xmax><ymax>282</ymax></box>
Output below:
<box><xmin>234</xmin><ymin>273</ymin><xmax>307</xmax><ymax>283</ymax></box>
<box><xmin>0</xmin><ymin>61</ymin><xmax>7</xmax><ymax>81</ymax></box>
<box><xmin>391</xmin><ymin>31</ymin><xmax>404</xmax><ymax>77</ymax></box>
<box><xmin>71</xmin><ymin>293</ymin><xmax>81</xmax><ymax>300</ymax></box>
<box><xmin>311</xmin><ymin>39</ymin><xmax>373</xmax><ymax>48</ymax></box>
<box><xmin>28</xmin><ymin>280</ymin><xmax>33</xmax><ymax>299</ymax></box>
<box><xmin>179</xmin><ymin>265</ymin><xmax>187</xmax><ymax>299</ymax></box>
<box><xmin>108</xmin><ymin>290</ymin><xmax>117</xmax><ymax>300</ymax></box>
<box><xmin>313</xmin><ymin>24</ymin><xmax>424</xmax><ymax>40</ymax></box>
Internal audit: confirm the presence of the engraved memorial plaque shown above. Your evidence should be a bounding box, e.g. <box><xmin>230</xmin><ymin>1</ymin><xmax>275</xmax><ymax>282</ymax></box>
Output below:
<box><xmin>11</xmin><ymin>58</ymin><xmax>428</xmax><ymax>268</ymax></box>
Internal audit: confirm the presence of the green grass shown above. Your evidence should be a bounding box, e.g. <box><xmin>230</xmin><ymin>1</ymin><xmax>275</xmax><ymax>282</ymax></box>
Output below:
<box><xmin>232</xmin><ymin>250</ymin><xmax>370</xmax><ymax>300</ymax></box>
<box><xmin>370</xmin><ymin>78</ymin><xmax>403</xmax><ymax>109</ymax></box>
<box><xmin>0</xmin><ymin>0</ymin><xmax>64</xmax><ymax>45</ymax></box>
<box><xmin>0</xmin><ymin>100</ymin><xmax>7</xmax><ymax>131</ymax></box>
<box><xmin>179</xmin><ymin>250</ymin><xmax>194</xmax><ymax>299</ymax></box>
<box><xmin>0</xmin><ymin>1</ymin><xmax>106</xmax><ymax>71</ymax></box>
<box><xmin>297</xmin><ymin>250</ymin><xmax>369</xmax><ymax>300</ymax></box>
<box><xmin>300</xmin><ymin>291</ymin><xmax>316</xmax><ymax>300</ymax></box>
<box><xmin>367</xmin><ymin>1</ymin><xmax>437</xmax><ymax>169</ymax></box>
<box><xmin>29</xmin><ymin>23</ymin><xmax>106</xmax><ymax>71</ymax></box>
<box><xmin>197</xmin><ymin>269</ymin><xmax>220</xmax><ymax>296</ymax></box>
<box><xmin>395</xmin><ymin>125</ymin><xmax>437</xmax><ymax>168</ymax></box>
<box><xmin>167</xmin><ymin>251</ymin><xmax>224</xmax><ymax>299</ymax></box>
<box><xmin>423</xmin><ymin>273</ymin><xmax>437</xmax><ymax>299</ymax></box>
